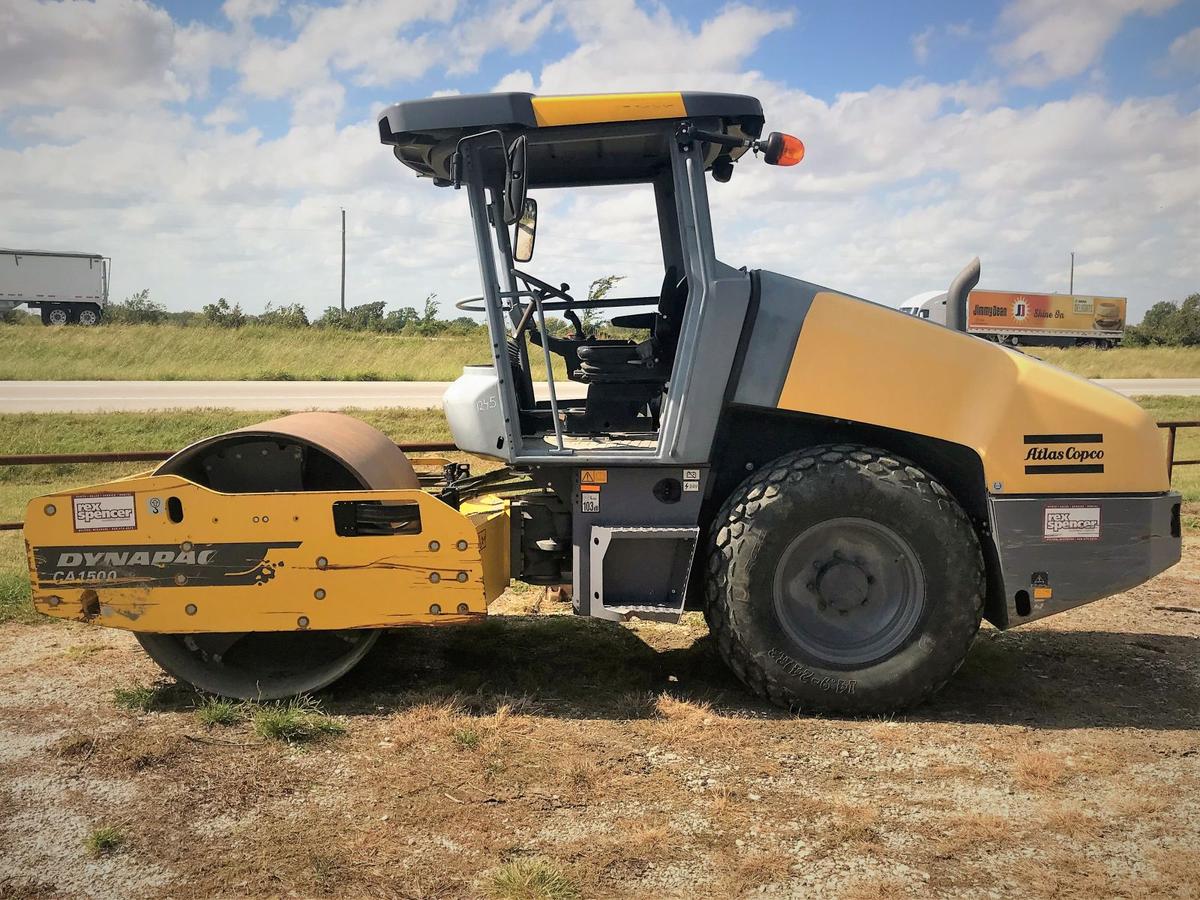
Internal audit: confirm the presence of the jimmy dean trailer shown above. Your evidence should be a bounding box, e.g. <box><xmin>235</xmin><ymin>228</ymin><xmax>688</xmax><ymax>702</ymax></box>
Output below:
<box><xmin>0</xmin><ymin>249</ymin><xmax>109</xmax><ymax>326</ymax></box>
<box><xmin>900</xmin><ymin>290</ymin><xmax>1126</xmax><ymax>348</ymax></box>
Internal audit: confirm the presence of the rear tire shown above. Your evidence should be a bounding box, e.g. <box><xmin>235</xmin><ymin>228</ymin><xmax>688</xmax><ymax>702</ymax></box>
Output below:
<box><xmin>704</xmin><ymin>444</ymin><xmax>984</xmax><ymax>714</ymax></box>
<box><xmin>75</xmin><ymin>304</ymin><xmax>102</xmax><ymax>326</ymax></box>
<box><xmin>41</xmin><ymin>305</ymin><xmax>70</xmax><ymax>326</ymax></box>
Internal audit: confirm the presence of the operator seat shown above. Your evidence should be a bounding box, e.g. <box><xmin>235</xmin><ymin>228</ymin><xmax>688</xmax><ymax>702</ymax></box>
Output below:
<box><xmin>575</xmin><ymin>267</ymin><xmax>687</xmax><ymax>382</ymax></box>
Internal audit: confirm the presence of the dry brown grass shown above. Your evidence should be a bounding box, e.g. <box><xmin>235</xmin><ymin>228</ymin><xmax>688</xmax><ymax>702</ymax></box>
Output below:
<box><xmin>1038</xmin><ymin>803</ymin><xmax>1105</xmax><ymax>840</ymax></box>
<box><xmin>712</xmin><ymin>849</ymin><xmax>795</xmax><ymax>897</ymax></box>
<box><xmin>1014</xmin><ymin>750</ymin><xmax>1068</xmax><ymax>790</ymax></box>
<box><xmin>933</xmin><ymin>812</ymin><xmax>1015</xmax><ymax>858</ymax></box>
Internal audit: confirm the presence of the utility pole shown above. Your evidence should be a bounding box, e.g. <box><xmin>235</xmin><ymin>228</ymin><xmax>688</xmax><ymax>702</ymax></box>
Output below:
<box><xmin>1069</xmin><ymin>250</ymin><xmax>1074</xmax><ymax>294</ymax></box>
<box><xmin>340</xmin><ymin>208</ymin><xmax>346</xmax><ymax>313</ymax></box>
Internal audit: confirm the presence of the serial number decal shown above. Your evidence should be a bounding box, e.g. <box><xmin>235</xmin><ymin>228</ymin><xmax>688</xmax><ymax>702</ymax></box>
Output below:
<box><xmin>1043</xmin><ymin>505</ymin><xmax>1101</xmax><ymax>541</ymax></box>
<box><xmin>72</xmin><ymin>493</ymin><xmax>137</xmax><ymax>532</ymax></box>
<box><xmin>768</xmin><ymin>648</ymin><xmax>856</xmax><ymax>694</ymax></box>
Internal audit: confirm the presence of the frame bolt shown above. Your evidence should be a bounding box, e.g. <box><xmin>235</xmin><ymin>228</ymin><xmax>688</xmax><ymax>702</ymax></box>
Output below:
<box><xmin>174</xmin><ymin>574</ymin><xmax>188</xmax><ymax>586</ymax></box>
<box><xmin>44</xmin><ymin>503</ymin><xmax>57</xmax><ymax>517</ymax></box>
<box><xmin>316</xmin><ymin>556</ymin><xmax>328</xmax><ymax>570</ymax></box>
<box><xmin>429</xmin><ymin>540</ymin><xmax>441</xmax><ymax>552</ymax></box>
<box><xmin>48</xmin><ymin>595</ymin><xmax>61</xmax><ymax>607</ymax></box>
<box><xmin>429</xmin><ymin>572</ymin><xmax>440</xmax><ymax>583</ymax></box>
<box><xmin>181</xmin><ymin>541</ymin><xmax>193</xmax><ymax>552</ymax></box>
<box><xmin>456</xmin><ymin>540</ymin><xmax>469</xmax><ymax>551</ymax></box>
<box><xmin>429</xmin><ymin>603</ymin><xmax>441</xmax><ymax>615</ymax></box>
<box><xmin>457</xmin><ymin>603</ymin><xmax>470</xmax><ymax>614</ymax></box>
<box><xmin>185</xmin><ymin>603</ymin><xmax>197</xmax><ymax>616</ymax></box>
<box><xmin>297</xmin><ymin>616</ymin><xmax>309</xmax><ymax>629</ymax></box>
<box><xmin>456</xmin><ymin>572</ymin><xmax>468</xmax><ymax>583</ymax></box>
<box><xmin>314</xmin><ymin>588</ymin><xmax>326</xmax><ymax>600</ymax></box>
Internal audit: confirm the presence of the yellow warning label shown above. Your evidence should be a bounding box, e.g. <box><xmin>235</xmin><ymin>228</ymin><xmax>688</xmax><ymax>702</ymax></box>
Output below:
<box><xmin>1033</xmin><ymin>586</ymin><xmax>1053</xmax><ymax>600</ymax></box>
<box><xmin>581</xmin><ymin>469</ymin><xmax>608</xmax><ymax>484</ymax></box>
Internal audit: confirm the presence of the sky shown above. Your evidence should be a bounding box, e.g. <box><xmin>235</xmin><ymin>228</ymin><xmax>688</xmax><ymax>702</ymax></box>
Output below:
<box><xmin>1</xmin><ymin>0</ymin><xmax>1197</xmax><ymax>322</ymax></box>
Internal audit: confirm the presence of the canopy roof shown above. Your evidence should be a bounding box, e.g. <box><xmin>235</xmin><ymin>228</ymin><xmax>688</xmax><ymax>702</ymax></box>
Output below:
<box><xmin>378</xmin><ymin>91</ymin><xmax>765</xmax><ymax>187</ymax></box>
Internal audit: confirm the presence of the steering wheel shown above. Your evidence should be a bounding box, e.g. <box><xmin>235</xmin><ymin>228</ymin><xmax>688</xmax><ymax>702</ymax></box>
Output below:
<box><xmin>511</xmin><ymin>268</ymin><xmax>574</xmax><ymax>304</ymax></box>
<box><xmin>510</xmin><ymin>268</ymin><xmax>587</xmax><ymax>340</ymax></box>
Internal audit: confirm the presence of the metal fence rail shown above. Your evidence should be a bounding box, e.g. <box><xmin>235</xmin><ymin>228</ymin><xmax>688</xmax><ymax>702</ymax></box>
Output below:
<box><xmin>1</xmin><ymin>427</ymin><xmax>1195</xmax><ymax>532</ymax></box>
<box><xmin>0</xmin><ymin>441</ymin><xmax>458</xmax><ymax>531</ymax></box>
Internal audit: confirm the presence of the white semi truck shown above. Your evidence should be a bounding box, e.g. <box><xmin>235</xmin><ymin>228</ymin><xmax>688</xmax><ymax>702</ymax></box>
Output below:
<box><xmin>0</xmin><ymin>249</ymin><xmax>109</xmax><ymax>325</ymax></box>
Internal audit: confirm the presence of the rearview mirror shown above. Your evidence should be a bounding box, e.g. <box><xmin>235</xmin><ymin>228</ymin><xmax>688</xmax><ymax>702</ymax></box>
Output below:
<box><xmin>513</xmin><ymin>198</ymin><xmax>537</xmax><ymax>262</ymax></box>
<box><xmin>503</xmin><ymin>135</ymin><xmax>527</xmax><ymax>226</ymax></box>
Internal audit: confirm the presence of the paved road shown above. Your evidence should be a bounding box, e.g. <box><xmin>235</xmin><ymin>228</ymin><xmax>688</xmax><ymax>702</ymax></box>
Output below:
<box><xmin>0</xmin><ymin>380</ymin><xmax>588</xmax><ymax>412</ymax></box>
<box><xmin>0</xmin><ymin>378</ymin><xmax>1195</xmax><ymax>413</ymax></box>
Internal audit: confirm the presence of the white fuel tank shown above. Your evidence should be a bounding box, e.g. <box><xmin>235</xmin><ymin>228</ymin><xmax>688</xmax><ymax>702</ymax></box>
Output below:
<box><xmin>443</xmin><ymin>364</ymin><xmax>507</xmax><ymax>458</ymax></box>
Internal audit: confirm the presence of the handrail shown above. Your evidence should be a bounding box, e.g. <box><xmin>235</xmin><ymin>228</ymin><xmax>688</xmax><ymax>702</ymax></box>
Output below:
<box><xmin>1157</xmin><ymin>420</ymin><xmax>1200</xmax><ymax>481</ymax></box>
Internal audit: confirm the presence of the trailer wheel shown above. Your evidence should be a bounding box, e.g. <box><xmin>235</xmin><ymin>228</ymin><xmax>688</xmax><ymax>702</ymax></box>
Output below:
<box><xmin>75</xmin><ymin>304</ymin><xmax>102</xmax><ymax>326</ymax></box>
<box><xmin>704</xmin><ymin>444</ymin><xmax>984</xmax><ymax>714</ymax></box>
<box><xmin>42</xmin><ymin>305</ymin><xmax>70</xmax><ymax>326</ymax></box>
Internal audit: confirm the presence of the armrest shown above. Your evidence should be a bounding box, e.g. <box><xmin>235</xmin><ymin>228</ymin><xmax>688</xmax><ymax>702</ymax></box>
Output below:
<box><xmin>610</xmin><ymin>312</ymin><xmax>656</xmax><ymax>330</ymax></box>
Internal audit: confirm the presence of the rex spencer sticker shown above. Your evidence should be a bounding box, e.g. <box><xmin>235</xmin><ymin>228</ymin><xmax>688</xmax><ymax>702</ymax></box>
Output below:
<box><xmin>1043</xmin><ymin>505</ymin><xmax>1101</xmax><ymax>542</ymax></box>
<box><xmin>72</xmin><ymin>493</ymin><xmax>138</xmax><ymax>532</ymax></box>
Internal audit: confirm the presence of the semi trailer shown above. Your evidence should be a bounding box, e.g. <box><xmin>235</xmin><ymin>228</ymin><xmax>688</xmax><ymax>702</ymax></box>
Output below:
<box><xmin>22</xmin><ymin>91</ymin><xmax>1180</xmax><ymax>714</ymax></box>
<box><xmin>0</xmin><ymin>249</ymin><xmax>109</xmax><ymax>325</ymax></box>
<box><xmin>900</xmin><ymin>289</ymin><xmax>1126</xmax><ymax>348</ymax></box>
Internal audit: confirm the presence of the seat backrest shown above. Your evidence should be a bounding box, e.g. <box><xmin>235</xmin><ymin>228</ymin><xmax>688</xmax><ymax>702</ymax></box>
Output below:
<box><xmin>653</xmin><ymin>266</ymin><xmax>688</xmax><ymax>360</ymax></box>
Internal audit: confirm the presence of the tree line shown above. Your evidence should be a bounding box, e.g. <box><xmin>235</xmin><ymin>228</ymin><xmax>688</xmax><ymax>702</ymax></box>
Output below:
<box><xmin>1123</xmin><ymin>294</ymin><xmax>1200</xmax><ymax>347</ymax></box>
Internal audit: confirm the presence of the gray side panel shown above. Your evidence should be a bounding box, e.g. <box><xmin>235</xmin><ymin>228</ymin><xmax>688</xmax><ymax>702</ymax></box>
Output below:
<box><xmin>730</xmin><ymin>272</ymin><xmax>823</xmax><ymax>408</ymax></box>
<box><xmin>989</xmin><ymin>492</ymin><xmax>1181</xmax><ymax>626</ymax></box>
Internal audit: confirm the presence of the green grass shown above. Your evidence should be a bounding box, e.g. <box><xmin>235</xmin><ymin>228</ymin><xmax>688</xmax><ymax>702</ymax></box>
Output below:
<box><xmin>84</xmin><ymin>825</ymin><xmax>125</xmax><ymax>858</ymax></box>
<box><xmin>194</xmin><ymin>696</ymin><xmax>245</xmax><ymax>727</ymax></box>
<box><xmin>252</xmin><ymin>697</ymin><xmax>346</xmax><ymax>743</ymax></box>
<box><xmin>1030</xmin><ymin>346</ymin><xmax>1200</xmax><ymax>379</ymax></box>
<box><xmin>489</xmin><ymin>858</ymin><xmax>580</xmax><ymax>900</ymax></box>
<box><xmin>112</xmin><ymin>685</ymin><xmax>160</xmax><ymax>713</ymax></box>
<box><xmin>1</xmin><ymin>322</ymin><xmax>1196</xmax><ymax>381</ymax></box>
<box><xmin>453</xmin><ymin>726</ymin><xmax>482</xmax><ymax>750</ymax></box>
<box><xmin>0</xmin><ymin>323</ymin><xmax>565</xmax><ymax>381</ymax></box>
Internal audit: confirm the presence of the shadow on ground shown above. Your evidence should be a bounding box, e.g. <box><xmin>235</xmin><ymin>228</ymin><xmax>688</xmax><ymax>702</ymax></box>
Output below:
<box><xmin>316</xmin><ymin>614</ymin><xmax>1199</xmax><ymax>732</ymax></box>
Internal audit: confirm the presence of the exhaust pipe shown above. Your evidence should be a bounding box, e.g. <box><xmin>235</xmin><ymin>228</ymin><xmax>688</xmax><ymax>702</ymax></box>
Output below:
<box><xmin>945</xmin><ymin>256</ymin><xmax>980</xmax><ymax>333</ymax></box>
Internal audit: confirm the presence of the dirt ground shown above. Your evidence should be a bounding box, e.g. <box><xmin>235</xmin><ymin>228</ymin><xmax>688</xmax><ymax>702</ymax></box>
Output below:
<box><xmin>1</xmin><ymin>540</ymin><xmax>1197</xmax><ymax>900</ymax></box>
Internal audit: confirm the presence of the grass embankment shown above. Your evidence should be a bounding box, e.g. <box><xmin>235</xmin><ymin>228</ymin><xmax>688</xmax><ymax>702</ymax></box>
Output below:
<box><xmin>1029</xmin><ymin>346</ymin><xmax>1200</xmax><ymax>379</ymax></box>
<box><xmin>2</xmin><ymin>399</ymin><xmax>1197</xmax><ymax>624</ymax></box>
<box><xmin>0</xmin><ymin>324</ymin><xmax>563</xmax><ymax>382</ymax></box>
<box><xmin>2</xmin><ymin>322</ymin><xmax>1196</xmax><ymax>381</ymax></box>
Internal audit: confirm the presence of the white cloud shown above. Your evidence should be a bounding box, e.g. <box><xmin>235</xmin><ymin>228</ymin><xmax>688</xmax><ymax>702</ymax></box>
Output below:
<box><xmin>1164</xmin><ymin>26</ymin><xmax>1200</xmax><ymax>71</ymax></box>
<box><xmin>0</xmin><ymin>0</ymin><xmax>1195</xmax><ymax>324</ymax></box>
<box><xmin>912</xmin><ymin>26</ymin><xmax>933</xmax><ymax>64</ymax></box>
<box><xmin>993</xmin><ymin>0</ymin><xmax>1178</xmax><ymax>87</ymax></box>
<box><xmin>0</xmin><ymin>0</ymin><xmax>186</xmax><ymax>111</ymax></box>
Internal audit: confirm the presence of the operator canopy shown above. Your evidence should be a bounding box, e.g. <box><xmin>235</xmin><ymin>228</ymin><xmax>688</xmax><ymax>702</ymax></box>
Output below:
<box><xmin>377</xmin><ymin>91</ymin><xmax>765</xmax><ymax>186</ymax></box>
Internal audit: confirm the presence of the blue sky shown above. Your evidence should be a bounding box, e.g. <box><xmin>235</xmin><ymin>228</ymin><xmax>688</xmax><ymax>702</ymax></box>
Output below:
<box><xmin>1</xmin><ymin>0</ymin><xmax>1197</xmax><ymax>318</ymax></box>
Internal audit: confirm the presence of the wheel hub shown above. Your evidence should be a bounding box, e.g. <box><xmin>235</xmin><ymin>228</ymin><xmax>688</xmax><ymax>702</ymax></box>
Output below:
<box><xmin>813</xmin><ymin>557</ymin><xmax>870</xmax><ymax>613</ymax></box>
<box><xmin>773</xmin><ymin>517</ymin><xmax>926</xmax><ymax>667</ymax></box>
